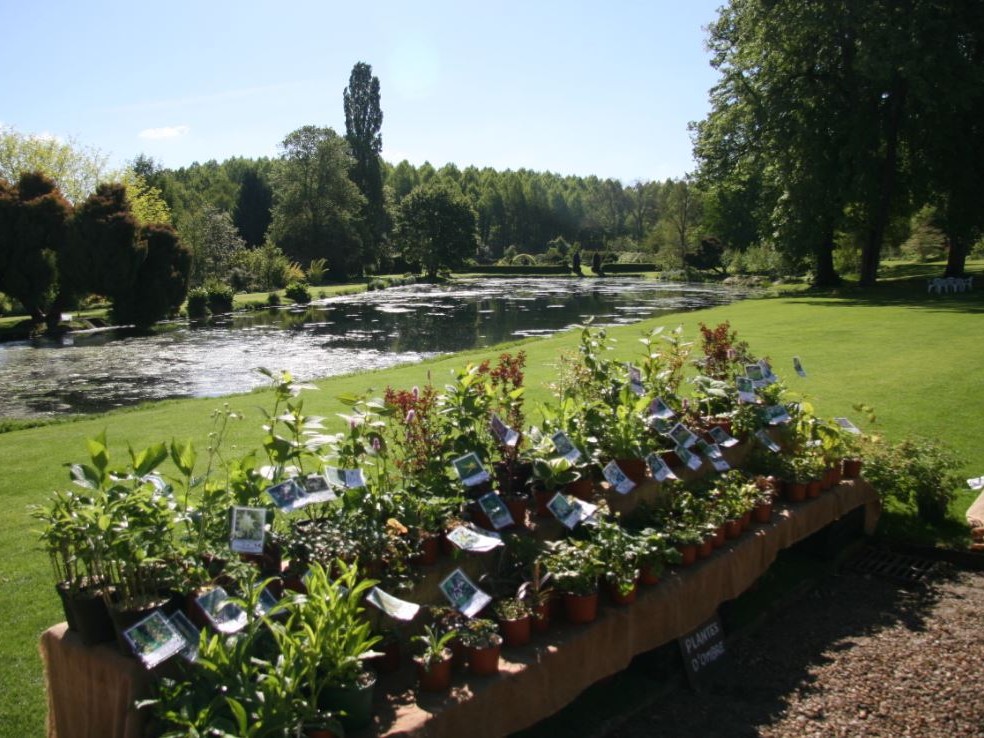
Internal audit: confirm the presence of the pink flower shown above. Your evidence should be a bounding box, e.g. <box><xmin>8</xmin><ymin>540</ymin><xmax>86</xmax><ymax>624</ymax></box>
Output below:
<box><xmin>405</xmin><ymin>409</ymin><xmax>416</xmax><ymax>423</ymax></box>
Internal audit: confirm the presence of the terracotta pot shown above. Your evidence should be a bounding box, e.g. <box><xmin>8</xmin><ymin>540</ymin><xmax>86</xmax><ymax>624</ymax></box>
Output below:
<box><xmin>712</xmin><ymin>527</ymin><xmax>727</xmax><ymax>548</ymax></box>
<box><xmin>370</xmin><ymin>638</ymin><xmax>401</xmax><ymax>674</ymax></box>
<box><xmin>607</xmin><ymin>581</ymin><xmax>637</xmax><ymax>606</ymax></box>
<box><xmin>724</xmin><ymin>519</ymin><xmax>742</xmax><ymax>539</ymax></box>
<box><xmin>416</xmin><ymin>653</ymin><xmax>453</xmax><ymax>692</ymax></box>
<box><xmin>740</xmin><ymin>511</ymin><xmax>752</xmax><ymax>530</ymax></box>
<box><xmin>531</xmin><ymin>602</ymin><xmax>551</xmax><ymax>632</ymax></box>
<box><xmin>843</xmin><ymin>458</ymin><xmax>863</xmax><ymax>479</ymax></box>
<box><xmin>614</xmin><ymin>457</ymin><xmax>647</xmax><ymax>485</ymax></box>
<box><xmin>412</xmin><ymin>535</ymin><xmax>440</xmax><ymax>566</ymax></box>
<box><xmin>806</xmin><ymin>480</ymin><xmax>822</xmax><ymax>498</ymax></box>
<box><xmin>638</xmin><ymin>564</ymin><xmax>662</xmax><ymax>586</ymax></box>
<box><xmin>566</xmin><ymin>477</ymin><xmax>595</xmax><ymax>501</ymax></box>
<box><xmin>752</xmin><ymin>502</ymin><xmax>773</xmax><ymax>524</ymax></box>
<box><xmin>661</xmin><ymin>450</ymin><xmax>681</xmax><ymax>467</ymax></box>
<box><xmin>563</xmin><ymin>591</ymin><xmax>599</xmax><ymax>624</ymax></box>
<box><xmin>533</xmin><ymin>486</ymin><xmax>554</xmax><ymax>517</ymax></box>
<box><xmin>697</xmin><ymin>538</ymin><xmax>714</xmax><ymax>559</ymax></box>
<box><xmin>828</xmin><ymin>465</ymin><xmax>843</xmax><ymax>486</ymax></box>
<box><xmin>504</xmin><ymin>497</ymin><xmax>528</xmax><ymax>528</ymax></box>
<box><xmin>783</xmin><ymin>481</ymin><xmax>807</xmax><ymax>502</ymax></box>
<box><xmin>450</xmin><ymin>637</ymin><xmax>468</xmax><ymax>669</ymax></box>
<box><xmin>498</xmin><ymin>615</ymin><xmax>532</xmax><ymax>647</ymax></box>
<box><xmin>466</xmin><ymin>641</ymin><xmax>501</xmax><ymax>676</ymax></box>
<box><xmin>676</xmin><ymin>543</ymin><xmax>698</xmax><ymax>567</ymax></box>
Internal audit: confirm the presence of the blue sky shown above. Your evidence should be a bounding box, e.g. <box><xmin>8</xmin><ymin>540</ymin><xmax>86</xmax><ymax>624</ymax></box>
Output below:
<box><xmin>2</xmin><ymin>0</ymin><xmax>723</xmax><ymax>183</ymax></box>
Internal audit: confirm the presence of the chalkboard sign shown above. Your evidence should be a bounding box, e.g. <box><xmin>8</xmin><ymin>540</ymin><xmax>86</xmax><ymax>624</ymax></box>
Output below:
<box><xmin>678</xmin><ymin>613</ymin><xmax>727</xmax><ymax>688</ymax></box>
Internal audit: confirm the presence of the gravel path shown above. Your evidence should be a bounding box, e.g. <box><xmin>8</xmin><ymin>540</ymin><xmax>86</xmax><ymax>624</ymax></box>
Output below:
<box><xmin>608</xmin><ymin>564</ymin><xmax>984</xmax><ymax>738</ymax></box>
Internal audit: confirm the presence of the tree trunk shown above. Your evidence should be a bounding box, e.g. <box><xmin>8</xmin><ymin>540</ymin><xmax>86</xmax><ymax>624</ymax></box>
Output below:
<box><xmin>813</xmin><ymin>230</ymin><xmax>841</xmax><ymax>288</ymax></box>
<box><xmin>859</xmin><ymin>77</ymin><xmax>907</xmax><ymax>288</ymax></box>
<box><xmin>944</xmin><ymin>234</ymin><xmax>967</xmax><ymax>278</ymax></box>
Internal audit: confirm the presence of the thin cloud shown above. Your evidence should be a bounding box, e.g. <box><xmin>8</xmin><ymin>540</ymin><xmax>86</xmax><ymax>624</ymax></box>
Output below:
<box><xmin>139</xmin><ymin>125</ymin><xmax>191</xmax><ymax>140</ymax></box>
<box><xmin>107</xmin><ymin>82</ymin><xmax>310</xmax><ymax>114</ymax></box>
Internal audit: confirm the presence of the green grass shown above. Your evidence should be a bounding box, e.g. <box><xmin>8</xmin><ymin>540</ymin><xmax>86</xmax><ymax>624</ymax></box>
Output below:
<box><xmin>1</xmin><ymin>265</ymin><xmax>983</xmax><ymax>736</ymax></box>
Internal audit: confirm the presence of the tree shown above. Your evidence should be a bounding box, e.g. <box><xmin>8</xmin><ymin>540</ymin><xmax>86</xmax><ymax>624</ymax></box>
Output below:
<box><xmin>0</xmin><ymin>125</ymin><xmax>107</xmax><ymax>203</ymax></box>
<box><xmin>268</xmin><ymin>126</ymin><xmax>365</xmax><ymax>278</ymax></box>
<box><xmin>232</xmin><ymin>167</ymin><xmax>273</xmax><ymax>247</ymax></box>
<box><xmin>0</xmin><ymin>172</ymin><xmax>72</xmax><ymax>323</ymax></box>
<box><xmin>115</xmin><ymin>224</ymin><xmax>191</xmax><ymax>327</ymax></box>
<box><xmin>396</xmin><ymin>184</ymin><xmax>477</xmax><ymax>278</ymax></box>
<box><xmin>344</xmin><ymin>62</ymin><xmax>387</xmax><ymax>269</ymax></box>
<box><xmin>659</xmin><ymin>178</ymin><xmax>703</xmax><ymax>267</ymax></box>
<box><xmin>179</xmin><ymin>205</ymin><xmax>246</xmax><ymax>287</ymax></box>
<box><xmin>121</xmin><ymin>170</ymin><xmax>171</xmax><ymax>226</ymax></box>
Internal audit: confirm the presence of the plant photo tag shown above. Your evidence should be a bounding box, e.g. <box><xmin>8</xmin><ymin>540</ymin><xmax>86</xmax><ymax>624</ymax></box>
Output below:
<box><xmin>445</xmin><ymin>524</ymin><xmax>504</xmax><ymax>552</ymax></box>
<box><xmin>675</xmin><ymin>444</ymin><xmax>703</xmax><ymax>471</ymax></box>
<box><xmin>439</xmin><ymin>568</ymin><xmax>491</xmax><ymax>618</ymax></box>
<box><xmin>477</xmin><ymin>492</ymin><xmax>515</xmax><ymax>530</ymax></box>
<box><xmin>255</xmin><ymin>586</ymin><xmax>280</xmax><ymax>617</ymax></box>
<box><xmin>764</xmin><ymin>404</ymin><xmax>791</xmax><ymax>425</ymax></box>
<box><xmin>708</xmin><ymin>425</ymin><xmax>739</xmax><ymax>448</ymax></box>
<box><xmin>744</xmin><ymin>363</ymin><xmax>766</xmax><ymax>388</ymax></box>
<box><xmin>229</xmin><ymin>506</ymin><xmax>266</xmax><ymax>554</ymax></box>
<box><xmin>648</xmin><ymin>396</ymin><xmax>676</xmax><ymax>420</ymax></box>
<box><xmin>645</xmin><ymin>452</ymin><xmax>678</xmax><ymax>482</ymax></box>
<box><xmin>793</xmin><ymin>356</ymin><xmax>806</xmax><ymax>377</ymax></box>
<box><xmin>451</xmin><ymin>452</ymin><xmax>491</xmax><ymax>487</ymax></box>
<box><xmin>490</xmin><ymin>414</ymin><xmax>520</xmax><ymax>448</ymax></box>
<box><xmin>759</xmin><ymin>359</ymin><xmax>778</xmax><ymax>384</ymax></box>
<box><xmin>755</xmin><ymin>429</ymin><xmax>782</xmax><ymax>453</ymax></box>
<box><xmin>325</xmin><ymin>466</ymin><xmax>366</xmax><ymax>490</ymax></box>
<box><xmin>967</xmin><ymin>476</ymin><xmax>984</xmax><ymax>491</ymax></box>
<box><xmin>265</xmin><ymin>478</ymin><xmax>306</xmax><ymax>512</ymax></box>
<box><xmin>168</xmin><ymin>610</ymin><xmax>201</xmax><ymax>663</ymax></box>
<box><xmin>366</xmin><ymin>586</ymin><xmax>420</xmax><ymax>622</ymax></box>
<box><xmin>549</xmin><ymin>431</ymin><xmax>583</xmax><ymax>464</ymax></box>
<box><xmin>736</xmin><ymin>376</ymin><xmax>758</xmax><ymax>404</ymax></box>
<box><xmin>302</xmin><ymin>473</ymin><xmax>338</xmax><ymax>503</ymax></box>
<box><xmin>547</xmin><ymin>492</ymin><xmax>582</xmax><ymax>529</ymax></box>
<box><xmin>627</xmin><ymin>364</ymin><xmax>646</xmax><ymax>396</ymax></box>
<box><xmin>124</xmin><ymin>609</ymin><xmax>186</xmax><ymax>669</ymax></box>
<box><xmin>667</xmin><ymin>422</ymin><xmax>699</xmax><ymax>449</ymax></box>
<box><xmin>602</xmin><ymin>460</ymin><xmax>636</xmax><ymax>495</ymax></box>
<box><xmin>834</xmin><ymin>417</ymin><xmax>862</xmax><ymax>435</ymax></box>
<box><xmin>195</xmin><ymin>587</ymin><xmax>248</xmax><ymax>634</ymax></box>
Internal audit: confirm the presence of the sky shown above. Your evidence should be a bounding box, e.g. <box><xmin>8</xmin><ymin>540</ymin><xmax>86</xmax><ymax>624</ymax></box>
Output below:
<box><xmin>1</xmin><ymin>0</ymin><xmax>724</xmax><ymax>184</ymax></box>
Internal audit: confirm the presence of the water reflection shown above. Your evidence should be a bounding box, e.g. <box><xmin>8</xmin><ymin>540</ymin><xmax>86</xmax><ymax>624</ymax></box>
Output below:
<box><xmin>0</xmin><ymin>278</ymin><xmax>746</xmax><ymax>418</ymax></box>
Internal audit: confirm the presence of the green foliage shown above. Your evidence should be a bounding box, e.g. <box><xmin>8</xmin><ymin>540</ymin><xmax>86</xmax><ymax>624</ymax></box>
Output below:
<box><xmin>864</xmin><ymin>437</ymin><xmax>962</xmax><ymax>524</ymax></box>
<box><xmin>0</xmin><ymin>124</ymin><xmax>107</xmax><ymax>203</ymax></box>
<box><xmin>306</xmin><ymin>257</ymin><xmax>328</xmax><ymax>286</ymax></box>
<box><xmin>284</xmin><ymin>282</ymin><xmax>311</xmax><ymax>305</ymax></box>
<box><xmin>232</xmin><ymin>167</ymin><xmax>273</xmax><ymax>248</ymax></box>
<box><xmin>269</xmin><ymin>126</ymin><xmax>366</xmax><ymax>277</ymax></box>
<box><xmin>396</xmin><ymin>183</ymin><xmax>478</xmax><ymax>278</ymax></box>
<box><xmin>179</xmin><ymin>204</ymin><xmax>245</xmax><ymax>288</ymax></box>
<box><xmin>186</xmin><ymin>286</ymin><xmax>209</xmax><ymax>319</ymax></box>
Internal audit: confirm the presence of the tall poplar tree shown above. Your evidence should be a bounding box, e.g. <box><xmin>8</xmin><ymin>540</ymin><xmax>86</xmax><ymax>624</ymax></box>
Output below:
<box><xmin>343</xmin><ymin>62</ymin><xmax>387</xmax><ymax>269</ymax></box>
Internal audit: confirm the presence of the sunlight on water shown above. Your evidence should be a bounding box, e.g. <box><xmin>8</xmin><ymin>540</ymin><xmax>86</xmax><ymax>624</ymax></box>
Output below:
<box><xmin>0</xmin><ymin>278</ymin><xmax>746</xmax><ymax>418</ymax></box>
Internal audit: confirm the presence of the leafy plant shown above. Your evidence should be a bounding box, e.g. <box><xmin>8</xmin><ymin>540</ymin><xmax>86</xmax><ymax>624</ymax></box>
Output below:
<box><xmin>411</xmin><ymin>624</ymin><xmax>456</xmax><ymax>665</ymax></box>
<box><xmin>864</xmin><ymin>437</ymin><xmax>962</xmax><ymax>523</ymax></box>
<box><xmin>541</xmin><ymin>538</ymin><xmax>602</xmax><ymax>596</ymax></box>
<box><xmin>457</xmin><ymin>618</ymin><xmax>502</xmax><ymax>649</ymax></box>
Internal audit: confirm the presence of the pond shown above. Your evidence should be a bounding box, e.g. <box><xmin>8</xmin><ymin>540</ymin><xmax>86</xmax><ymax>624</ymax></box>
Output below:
<box><xmin>0</xmin><ymin>278</ymin><xmax>748</xmax><ymax>418</ymax></box>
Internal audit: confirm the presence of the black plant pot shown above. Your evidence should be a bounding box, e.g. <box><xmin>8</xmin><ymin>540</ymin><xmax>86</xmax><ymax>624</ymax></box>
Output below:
<box><xmin>69</xmin><ymin>589</ymin><xmax>116</xmax><ymax>646</ymax></box>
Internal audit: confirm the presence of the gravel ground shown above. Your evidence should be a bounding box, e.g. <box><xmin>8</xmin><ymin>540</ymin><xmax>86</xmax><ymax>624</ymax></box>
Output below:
<box><xmin>608</xmin><ymin>563</ymin><xmax>984</xmax><ymax>738</ymax></box>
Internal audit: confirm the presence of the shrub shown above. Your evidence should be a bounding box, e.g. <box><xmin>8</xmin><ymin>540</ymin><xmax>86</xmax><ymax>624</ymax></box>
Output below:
<box><xmin>306</xmin><ymin>257</ymin><xmax>328</xmax><ymax>286</ymax></box>
<box><xmin>205</xmin><ymin>283</ymin><xmax>234</xmax><ymax>314</ymax></box>
<box><xmin>284</xmin><ymin>282</ymin><xmax>311</xmax><ymax>304</ymax></box>
<box><xmin>186</xmin><ymin>287</ymin><xmax>210</xmax><ymax>319</ymax></box>
<box><xmin>266</xmin><ymin>292</ymin><xmax>281</xmax><ymax>307</ymax></box>
<box><xmin>864</xmin><ymin>437</ymin><xmax>962</xmax><ymax>523</ymax></box>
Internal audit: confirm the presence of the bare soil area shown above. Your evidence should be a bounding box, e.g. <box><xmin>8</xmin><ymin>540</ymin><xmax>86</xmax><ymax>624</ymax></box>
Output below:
<box><xmin>607</xmin><ymin>564</ymin><xmax>984</xmax><ymax>738</ymax></box>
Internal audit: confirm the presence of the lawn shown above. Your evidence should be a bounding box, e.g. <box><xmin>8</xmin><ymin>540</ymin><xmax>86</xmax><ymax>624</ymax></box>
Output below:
<box><xmin>0</xmin><ymin>263</ymin><xmax>981</xmax><ymax>736</ymax></box>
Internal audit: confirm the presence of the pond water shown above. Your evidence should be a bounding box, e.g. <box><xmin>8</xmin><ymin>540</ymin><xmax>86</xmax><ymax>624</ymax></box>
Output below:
<box><xmin>0</xmin><ymin>278</ymin><xmax>748</xmax><ymax>418</ymax></box>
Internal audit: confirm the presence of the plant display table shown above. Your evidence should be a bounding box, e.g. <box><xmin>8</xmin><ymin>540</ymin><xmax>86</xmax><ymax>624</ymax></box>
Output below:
<box><xmin>39</xmin><ymin>480</ymin><xmax>878</xmax><ymax>738</ymax></box>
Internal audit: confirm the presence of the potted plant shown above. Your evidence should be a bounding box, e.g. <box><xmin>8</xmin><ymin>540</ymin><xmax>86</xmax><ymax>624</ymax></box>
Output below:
<box><xmin>286</xmin><ymin>560</ymin><xmax>382</xmax><ymax>732</ymax></box>
<box><xmin>530</xmin><ymin>456</ymin><xmax>583</xmax><ymax>514</ymax></box>
<box><xmin>542</xmin><ymin>538</ymin><xmax>603</xmax><ymax>624</ymax></box>
<box><xmin>492</xmin><ymin>595</ymin><xmax>532</xmax><ymax>647</ymax></box>
<box><xmin>591</xmin><ymin>517</ymin><xmax>640</xmax><ymax>605</ymax></box>
<box><xmin>633</xmin><ymin>527</ymin><xmax>680</xmax><ymax>584</ymax></box>
<box><xmin>517</xmin><ymin>561</ymin><xmax>554</xmax><ymax>632</ymax></box>
<box><xmin>411</xmin><ymin>624</ymin><xmax>457</xmax><ymax>693</ymax></box>
<box><xmin>458</xmin><ymin>618</ymin><xmax>503</xmax><ymax>676</ymax></box>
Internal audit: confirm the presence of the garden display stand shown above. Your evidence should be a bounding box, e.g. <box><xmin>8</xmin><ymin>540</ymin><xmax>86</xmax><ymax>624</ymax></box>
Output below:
<box><xmin>40</xmin><ymin>480</ymin><xmax>879</xmax><ymax>738</ymax></box>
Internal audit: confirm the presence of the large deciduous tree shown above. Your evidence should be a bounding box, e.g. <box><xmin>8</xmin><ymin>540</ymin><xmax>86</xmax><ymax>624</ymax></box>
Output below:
<box><xmin>396</xmin><ymin>184</ymin><xmax>477</xmax><ymax>278</ymax></box>
<box><xmin>0</xmin><ymin>126</ymin><xmax>107</xmax><ymax>204</ymax></box>
<box><xmin>268</xmin><ymin>126</ymin><xmax>365</xmax><ymax>278</ymax></box>
<box><xmin>343</xmin><ymin>62</ymin><xmax>387</xmax><ymax>269</ymax></box>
